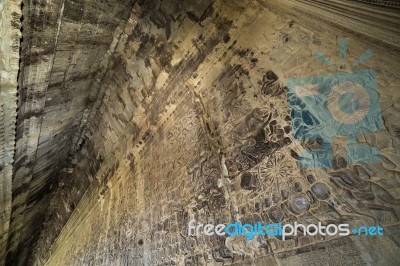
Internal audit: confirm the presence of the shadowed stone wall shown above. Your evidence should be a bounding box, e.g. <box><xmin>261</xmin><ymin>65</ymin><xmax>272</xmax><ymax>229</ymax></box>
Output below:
<box><xmin>6</xmin><ymin>0</ymin><xmax>134</xmax><ymax>265</ymax></box>
<box><xmin>0</xmin><ymin>0</ymin><xmax>22</xmax><ymax>264</ymax></box>
<box><xmin>29</xmin><ymin>0</ymin><xmax>400</xmax><ymax>265</ymax></box>
<box><xmin>0</xmin><ymin>0</ymin><xmax>398</xmax><ymax>265</ymax></box>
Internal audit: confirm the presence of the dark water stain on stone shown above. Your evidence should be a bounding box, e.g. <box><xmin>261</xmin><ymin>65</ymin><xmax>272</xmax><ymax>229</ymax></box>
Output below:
<box><xmin>294</xmin><ymin>182</ymin><xmax>302</xmax><ymax>192</ymax></box>
<box><xmin>240</xmin><ymin>172</ymin><xmax>255</xmax><ymax>190</ymax></box>
<box><xmin>290</xmin><ymin>194</ymin><xmax>310</xmax><ymax>214</ymax></box>
<box><xmin>223</xmin><ymin>34</ymin><xmax>230</xmax><ymax>43</ymax></box>
<box><xmin>290</xmin><ymin>149</ymin><xmax>299</xmax><ymax>160</ymax></box>
<box><xmin>281</xmin><ymin>188</ymin><xmax>290</xmax><ymax>199</ymax></box>
<box><xmin>307</xmin><ymin>175</ymin><xmax>315</xmax><ymax>184</ymax></box>
<box><xmin>332</xmin><ymin>155</ymin><xmax>348</xmax><ymax>170</ymax></box>
<box><xmin>261</xmin><ymin>70</ymin><xmax>284</xmax><ymax>96</ymax></box>
<box><xmin>268</xmin><ymin>206</ymin><xmax>284</xmax><ymax>222</ymax></box>
<box><xmin>272</xmin><ymin>193</ymin><xmax>281</xmax><ymax>203</ymax></box>
<box><xmin>311</xmin><ymin>183</ymin><xmax>330</xmax><ymax>200</ymax></box>
<box><xmin>264</xmin><ymin>197</ymin><xmax>272</xmax><ymax>208</ymax></box>
<box><xmin>330</xmin><ymin>171</ymin><xmax>354</xmax><ymax>187</ymax></box>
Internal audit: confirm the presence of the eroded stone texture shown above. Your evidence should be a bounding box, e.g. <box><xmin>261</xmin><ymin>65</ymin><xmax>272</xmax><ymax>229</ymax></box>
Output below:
<box><xmin>1</xmin><ymin>0</ymin><xmax>399</xmax><ymax>265</ymax></box>
<box><xmin>6</xmin><ymin>0</ymin><xmax>134</xmax><ymax>265</ymax></box>
<box><xmin>24</xmin><ymin>0</ymin><xmax>399</xmax><ymax>265</ymax></box>
<box><xmin>0</xmin><ymin>1</ymin><xmax>22</xmax><ymax>265</ymax></box>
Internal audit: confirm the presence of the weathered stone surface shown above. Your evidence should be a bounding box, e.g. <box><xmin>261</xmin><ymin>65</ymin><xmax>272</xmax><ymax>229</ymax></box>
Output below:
<box><xmin>0</xmin><ymin>1</ymin><xmax>22</xmax><ymax>265</ymax></box>
<box><xmin>311</xmin><ymin>182</ymin><xmax>330</xmax><ymax>200</ymax></box>
<box><xmin>289</xmin><ymin>194</ymin><xmax>310</xmax><ymax>214</ymax></box>
<box><xmin>0</xmin><ymin>0</ymin><xmax>399</xmax><ymax>265</ymax></box>
<box><xmin>31</xmin><ymin>0</ymin><xmax>399</xmax><ymax>265</ymax></box>
<box><xmin>5</xmin><ymin>0</ymin><xmax>134</xmax><ymax>265</ymax></box>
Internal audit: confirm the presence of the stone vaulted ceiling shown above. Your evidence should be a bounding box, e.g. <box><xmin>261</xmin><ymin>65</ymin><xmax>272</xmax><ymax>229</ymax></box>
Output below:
<box><xmin>0</xmin><ymin>0</ymin><xmax>400</xmax><ymax>265</ymax></box>
<box><xmin>3</xmin><ymin>0</ymin><xmax>135</xmax><ymax>264</ymax></box>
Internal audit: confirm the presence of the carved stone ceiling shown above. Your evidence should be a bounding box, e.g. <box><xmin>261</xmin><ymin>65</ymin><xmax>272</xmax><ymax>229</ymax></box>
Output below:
<box><xmin>0</xmin><ymin>0</ymin><xmax>399</xmax><ymax>265</ymax></box>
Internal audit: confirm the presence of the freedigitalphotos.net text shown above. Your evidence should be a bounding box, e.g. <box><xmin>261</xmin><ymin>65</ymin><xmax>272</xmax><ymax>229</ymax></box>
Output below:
<box><xmin>188</xmin><ymin>220</ymin><xmax>384</xmax><ymax>240</ymax></box>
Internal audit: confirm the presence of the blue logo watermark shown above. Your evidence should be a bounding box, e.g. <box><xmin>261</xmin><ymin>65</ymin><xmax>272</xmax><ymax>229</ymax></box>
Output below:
<box><xmin>188</xmin><ymin>220</ymin><xmax>384</xmax><ymax>240</ymax></box>
<box><xmin>286</xmin><ymin>38</ymin><xmax>383</xmax><ymax>168</ymax></box>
